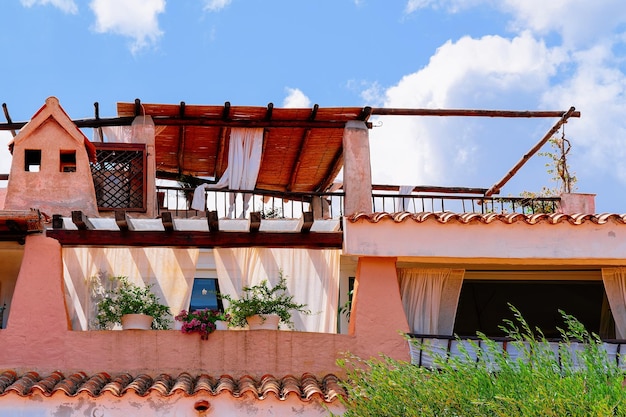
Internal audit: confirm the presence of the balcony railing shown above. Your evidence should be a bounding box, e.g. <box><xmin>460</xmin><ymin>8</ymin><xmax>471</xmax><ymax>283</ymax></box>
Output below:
<box><xmin>408</xmin><ymin>334</ymin><xmax>626</xmax><ymax>370</ymax></box>
<box><xmin>156</xmin><ymin>186</ymin><xmax>345</xmax><ymax>220</ymax></box>
<box><xmin>155</xmin><ymin>185</ymin><xmax>560</xmax><ymax>219</ymax></box>
<box><xmin>372</xmin><ymin>193</ymin><xmax>560</xmax><ymax>215</ymax></box>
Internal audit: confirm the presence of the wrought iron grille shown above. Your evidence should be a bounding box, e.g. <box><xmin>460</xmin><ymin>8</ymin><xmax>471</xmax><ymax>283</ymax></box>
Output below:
<box><xmin>91</xmin><ymin>144</ymin><xmax>146</xmax><ymax>211</ymax></box>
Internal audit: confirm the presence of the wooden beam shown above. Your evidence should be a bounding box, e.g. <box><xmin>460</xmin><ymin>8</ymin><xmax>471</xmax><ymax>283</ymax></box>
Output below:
<box><xmin>52</xmin><ymin>214</ymin><xmax>64</xmax><ymax>229</ymax></box>
<box><xmin>316</xmin><ymin>147</ymin><xmax>343</xmax><ymax>193</ymax></box>
<box><xmin>46</xmin><ymin>229</ymin><xmax>343</xmax><ymax>249</ymax></box>
<box><xmin>222</xmin><ymin>101</ymin><xmax>231</xmax><ymax>120</ymax></box>
<box><xmin>265</xmin><ymin>103</ymin><xmax>273</xmax><ymax>121</ymax></box>
<box><xmin>160</xmin><ymin>211</ymin><xmax>175</xmax><ymax>232</ymax></box>
<box><xmin>359</xmin><ymin>106</ymin><xmax>372</xmax><ymax>121</ymax></box>
<box><xmin>250</xmin><ymin>212</ymin><xmax>261</xmax><ymax>233</ymax></box>
<box><xmin>71</xmin><ymin>211</ymin><xmax>94</xmax><ymax>230</ymax></box>
<box><xmin>94</xmin><ymin>102</ymin><xmax>103</xmax><ymax>142</ymax></box>
<box><xmin>0</xmin><ymin>107</ymin><xmax>580</xmax><ymax>132</ymax></box>
<box><xmin>0</xmin><ymin>117</ymin><xmax>357</xmax><ymax>131</ymax></box>
<box><xmin>134</xmin><ymin>98</ymin><xmax>141</xmax><ymax>117</ymax></box>
<box><xmin>207</xmin><ymin>211</ymin><xmax>220</xmax><ymax>232</ymax></box>
<box><xmin>177</xmin><ymin>122</ymin><xmax>186</xmax><ymax>175</ymax></box>
<box><xmin>215</xmin><ymin>127</ymin><xmax>229</xmax><ymax>179</ymax></box>
<box><xmin>371</xmin><ymin>184</ymin><xmax>489</xmax><ymax>195</ymax></box>
<box><xmin>301</xmin><ymin>211</ymin><xmax>314</xmax><ymax>233</ymax></box>
<box><xmin>286</xmin><ymin>129</ymin><xmax>311</xmax><ymax>192</ymax></box>
<box><xmin>309</xmin><ymin>104</ymin><xmax>319</xmax><ymax>121</ymax></box>
<box><xmin>485</xmin><ymin>106</ymin><xmax>578</xmax><ymax>196</ymax></box>
<box><xmin>370</xmin><ymin>108</ymin><xmax>581</xmax><ymax>118</ymax></box>
<box><xmin>114</xmin><ymin>211</ymin><xmax>134</xmax><ymax>231</ymax></box>
<box><xmin>2</xmin><ymin>103</ymin><xmax>16</xmax><ymax>137</ymax></box>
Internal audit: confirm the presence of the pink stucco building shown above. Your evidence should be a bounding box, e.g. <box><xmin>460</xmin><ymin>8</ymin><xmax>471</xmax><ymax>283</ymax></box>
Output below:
<box><xmin>1</xmin><ymin>97</ymin><xmax>624</xmax><ymax>416</ymax></box>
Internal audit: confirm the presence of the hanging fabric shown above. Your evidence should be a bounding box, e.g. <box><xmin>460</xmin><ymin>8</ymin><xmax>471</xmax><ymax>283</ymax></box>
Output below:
<box><xmin>213</xmin><ymin>247</ymin><xmax>340</xmax><ymax>333</ymax></box>
<box><xmin>397</xmin><ymin>268</ymin><xmax>465</xmax><ymax>335</ymax></box>
<box><xmin>191</xmin><ymin>128</ymin><xmax>263</xmax><ymax>217</ymax></box>
<box><xmin>601</xmin><ymin>267</ymin><xmax>626</xmax><ymax>338</ymax></box>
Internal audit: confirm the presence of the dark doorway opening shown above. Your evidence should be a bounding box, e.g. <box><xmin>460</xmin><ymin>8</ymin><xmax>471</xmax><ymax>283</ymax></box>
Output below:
<box><xmin>453</xmin><ymin>280</ymin><xmax>611</xmax><ymax>338</ymax></box>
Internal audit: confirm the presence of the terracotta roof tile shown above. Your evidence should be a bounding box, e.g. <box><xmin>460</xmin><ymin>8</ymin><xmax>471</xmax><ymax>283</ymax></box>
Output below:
<box><xmin>0</xmin><ymin>371</ymin><xmax>345</xmax><ymax>403</ymax></box>
<box><xmin>76</xmin><ymin>372</ymin><xmax>111</xmax><ymax>397</ymax></box>
<box><xmin>347</xmin><ymin>211</ymin><xmax>626</xmax><ymax>226</ymax></box>
<box><xmin>193</xmin><ymin>374</ymin><xmax>216</xmax><ymax>394</ymax></box>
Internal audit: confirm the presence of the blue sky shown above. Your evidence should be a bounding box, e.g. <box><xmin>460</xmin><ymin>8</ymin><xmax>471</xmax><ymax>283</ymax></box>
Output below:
<box><xmin>1</xmin><ymin>0</ymin><xmax>626</xmax><ymax>213</ymax></box>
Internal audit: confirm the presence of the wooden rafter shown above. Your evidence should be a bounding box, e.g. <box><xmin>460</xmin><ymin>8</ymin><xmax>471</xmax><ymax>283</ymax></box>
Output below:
<box><xmin>2</xmin><ymin>103</ymin><xmax>16</xmax><ymax>137</ymax></box>
<box><xmin>215</xmin><ymin>126</ymin><xmax>229</xmax><ymax>179</ymax></box>
<box><xmin>287</xmin><ymin>129</ymin><xmax>311</xmax><ymax>192</ymax></box>
<box><xmin>485</xmin><ymin>107</ymin><xmax>578</xmax><ymax>196</ymax></box>
<box><xmin>265</xmin><ymin>103</ymin><xmax>273</xmax><ymax>121</ymax></box>
<box><xmin>316</xmin><ymin>147</ymin><xmax>343</xmax><ymax>193</ymax></box>
<box><xmin>309</xmin><ymin>104</ymin><xmax>319</xmax><ymax>121</ymax></box>
<box><xmin>371</xmin><ymin>108</ymin><xmax>581</xmax><ymax>118</ymax></box>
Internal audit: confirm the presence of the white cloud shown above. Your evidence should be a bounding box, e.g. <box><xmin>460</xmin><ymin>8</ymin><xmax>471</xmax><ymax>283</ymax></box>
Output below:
<box><xmin>501</xmin><ymin>0</ymin><xmax>626</xmax><ymax>48</ymax></box>
<box><xmin>20</xmin><ymin>0</ymin><xmax>78</xmax><ymax>14</ymax></box>
<box><xmin>90</xmin><ymin>0</ymin><xmax>165</xmax><ymax>54</ymax></box>
<box><xmin>203</xmin><ymin>0</ymin><xmax>232</xmax><ymax>12</ymax></box>
<box><xmin>282</xmin><ymin>88</ymin><xmax>311</xmax><ymax>108</ymax></box>
<box><xmin>406</xmin><ymin>0</ymin><xmax>626</xmax><ymax>48</ymax></box>
<box><xmin>542</xmin><ymin>44</ymin><xmax>626</xmax><ymax>185</ymax></box>
<box><xmin>368</xmin><ymin>32</ymin><xmax>564</xmax><ymax>188</ymax></box>
<box><xmin>405</xmin><ymin>0</ymin><xmax>484</xmax><ymax>14</ymax></box>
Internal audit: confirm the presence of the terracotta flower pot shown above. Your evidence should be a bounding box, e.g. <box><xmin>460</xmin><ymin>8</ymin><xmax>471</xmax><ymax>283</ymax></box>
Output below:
<box><xmin>246</xmin><ymin>314</ymin><xmax>280</xmax><ymax>330</ymax></box>
<box><xmin>121</xmin><ymin>313</ymin><xmax>153</xmax><ymax>330</ymax></box>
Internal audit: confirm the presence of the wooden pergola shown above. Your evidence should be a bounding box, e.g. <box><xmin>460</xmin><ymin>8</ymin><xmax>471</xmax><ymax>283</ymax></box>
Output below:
<box><xmin>1</xmin><ymin>100</ymin><xmax>580</xmax><ymax>196</ymax></box>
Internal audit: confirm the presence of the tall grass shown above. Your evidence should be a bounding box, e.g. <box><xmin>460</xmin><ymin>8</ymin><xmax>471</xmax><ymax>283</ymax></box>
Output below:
<box><xmin>337</xmin><ymin>306</ymin><xmax>626</xmax><ymax>417</ymax></box>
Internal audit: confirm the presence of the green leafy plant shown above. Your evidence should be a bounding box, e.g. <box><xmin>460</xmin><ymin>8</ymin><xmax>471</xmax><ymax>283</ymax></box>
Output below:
<box><xmin>219</xmin><ymin>271</ymin><xmax>311</xmax><ymax>329</ymax></box>
<box><xmin>96</xmin><ymin>276</ymin><xmax>171</xmax><ymax>330</ymax></box>
<box><xmin>339</xmin><ymin>289</ymin><xmax>354</xmax><ymax>321</ymax></box>
<box><xmin>337</xmin><ymin>305</ymin><xmax>626</xmax><ymax>417</ymax></box>
<box><xmin>518</xmin><ymin>133</ymin><xmax>578</xmax><ymax>213</ymax></box>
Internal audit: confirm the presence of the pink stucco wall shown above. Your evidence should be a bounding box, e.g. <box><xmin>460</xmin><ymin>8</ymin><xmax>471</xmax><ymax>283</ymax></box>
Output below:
<box><xmin>344</xmin><ymin>216</ymin><xmax>626</xmax><ymax>264</ymax></box>
<box><xmin>0</xmin><ymin>391</ymin><xmax>344</xmax><ymax>416</ymax></box>
<box><xmin>0</xmin><ymin>234</ymin><xmax>411</xmax><ymax>377</ymax></box>
<box><xmin>4</xmin><ymin>97</ymin><xmax>99</xmax><ymax>217</ymax></box>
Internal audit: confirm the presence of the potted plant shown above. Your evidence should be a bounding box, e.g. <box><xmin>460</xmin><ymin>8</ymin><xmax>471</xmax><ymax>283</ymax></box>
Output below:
<box><xmin>96</xmin><ymin>276</ymin><xmax>171</xmax><ymax>330</ymax></box>
<box><xmin>174</xmin><ymin>309</ymin><xmax>230</xmax><ymax>340</ymax></box>
<box><xmin>219</xmin><ymin>271</ymin><xmax>311</xmax><ymax>330</ymax></box>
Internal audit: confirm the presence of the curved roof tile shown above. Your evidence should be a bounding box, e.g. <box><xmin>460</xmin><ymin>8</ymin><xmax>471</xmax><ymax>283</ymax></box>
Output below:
<box><xmin>0</xmin><ymin>370</ymin><xmax>345</xmax><ymax>402</ymax></box>
<box><xmin>346</xmin><ymin>211</ymin><xmax>626</xmax><ymax>226</ymax></box>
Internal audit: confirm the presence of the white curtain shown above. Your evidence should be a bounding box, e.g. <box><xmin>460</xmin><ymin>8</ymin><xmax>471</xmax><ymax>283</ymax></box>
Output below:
<box><xmin>213</xmin><ymin>247</ymin><xmax>340</xmax><ymax>333</ymax></box>
<box><xmin>398</xmin><ymin>268</ymin><xmax>465</xmax><ymax>335</ymax></box>
<box><xmin>62</xmin><ymin>247</ymin><xmax>199</xmax><ymax>330</ymax></box>
<box><xmin>98</xmin><ymin>121</ymin><xmax>165</xmax><ymax>143</ymax></box>
<box><xmin>191</xmin><ymin>128</ymin><xmax>263</xmax><ymax>216</ymax></box>
<box><xmin>397</xmin><ymin>185</ymin><xmax>414</xmax><ymax>212</ymax></box>
<box><xmin>601</xmin><ymin>268</ymin><xmax>626</xmax><ymax>339</ymax></box>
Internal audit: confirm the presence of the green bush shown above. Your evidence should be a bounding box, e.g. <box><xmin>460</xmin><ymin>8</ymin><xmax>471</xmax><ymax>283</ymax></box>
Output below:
<box><xmin>337</xmin><ymin>306</ymin><xmax>626</xmax><ymax>417</ymax></box>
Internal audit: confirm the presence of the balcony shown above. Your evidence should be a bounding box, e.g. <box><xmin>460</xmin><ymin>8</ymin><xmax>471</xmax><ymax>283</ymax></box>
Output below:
<box><xmin>155</xmin><ymin>184</ymin><xmax>561</xmax><ymax>220</ymax></box>
<box><xmin>408</xmin><ymin>333</ymin><xmax>626</xmax><ymax>370</ymax></box>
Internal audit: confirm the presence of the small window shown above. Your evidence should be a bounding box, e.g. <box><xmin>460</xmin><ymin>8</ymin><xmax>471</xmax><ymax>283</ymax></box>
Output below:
<box><xmin>189</xmin><ymin>278</ymin><xmax>223</xmax><ymax>312</ymax></box>
<box><xmin>25</xmin><ymin>149</ymin><xmax>41</xmax><ymax>172</ymax></box>
<box><xmin>60</xmin><ymin>150</ymin><xmax>76</xmax><ymax>172</ymax></box>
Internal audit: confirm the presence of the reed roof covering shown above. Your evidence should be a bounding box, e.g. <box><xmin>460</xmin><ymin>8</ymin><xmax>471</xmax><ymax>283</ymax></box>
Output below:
<box><xmin>117</xmin><ymin>102</ymin><xmax>372</xmax><ymax>193</ymax></box>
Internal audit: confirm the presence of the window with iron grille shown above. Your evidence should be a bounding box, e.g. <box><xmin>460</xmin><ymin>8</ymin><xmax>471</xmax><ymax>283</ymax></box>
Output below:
<box><xmin>91</xmin><ymin>143</ymin><xmax>146</xmax><ymax>211</ymax></box>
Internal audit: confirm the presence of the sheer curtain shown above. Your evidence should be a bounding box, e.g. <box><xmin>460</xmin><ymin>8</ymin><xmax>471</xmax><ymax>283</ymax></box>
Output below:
<box><xmin>62</xmin><ymin>247</ymin><xmax>199</xmax><ymax>330</ymax></box>
<box><xmin>397</xmin><ymin>268</ymin><xmax>465</xmax><ymax>335</ymax></box>
<box><xmin>213</xmin><ymin>247</ymin><xmax>340</xmax><ymax>333</ymax></box>
<box><xmin>601</xmin><ymin>268</ymin><xmax>626</xmax><ymax>338</ymax></box>
<box><xmin>191</xmin><ymin>128</ymin><xmax>263</xmax><ymax>216</ymax></box>
<box><xmin>397</xmin><ymin>185</ymin><xmax>414</xmax><ymax>212</ymax></box>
